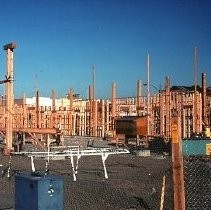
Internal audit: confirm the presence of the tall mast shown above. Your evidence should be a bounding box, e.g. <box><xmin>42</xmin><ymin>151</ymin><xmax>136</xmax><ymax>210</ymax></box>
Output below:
<box><xmin>147</xmin><ymin>53</ymin><xmax>150</xmax><ymax>136</ymax></box>
<box><xmin>194</xmin><ymin>47</ymin><xmax>198</xmax><ymax>92</ymax></box>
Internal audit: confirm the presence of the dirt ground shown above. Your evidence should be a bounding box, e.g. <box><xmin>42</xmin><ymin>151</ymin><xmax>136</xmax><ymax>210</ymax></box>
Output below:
<box><xmin>0</xmin><ymin>138</ymin><xmax>174</xmax><ymax>210</ymax></box>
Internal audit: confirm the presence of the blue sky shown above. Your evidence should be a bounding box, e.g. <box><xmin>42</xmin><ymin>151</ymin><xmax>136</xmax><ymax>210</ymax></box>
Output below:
<box><xmin>0</xmin><ymin>0</ymin><xmax>211</xmax><ymax>99</ymax></box>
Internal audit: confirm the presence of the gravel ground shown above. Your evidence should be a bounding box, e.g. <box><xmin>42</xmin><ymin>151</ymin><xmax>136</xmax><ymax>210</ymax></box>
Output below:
<box><xmin>0</xmin><ymin>137</ymin><xmax>174</xmax><ymax>210</ymax></box>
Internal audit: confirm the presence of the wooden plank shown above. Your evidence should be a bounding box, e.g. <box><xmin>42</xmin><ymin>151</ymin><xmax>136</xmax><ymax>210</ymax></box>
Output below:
<box><xmin>0</xmin><ymin>127</ymin><xmax>57</xmax><ymax>134</ymax></box>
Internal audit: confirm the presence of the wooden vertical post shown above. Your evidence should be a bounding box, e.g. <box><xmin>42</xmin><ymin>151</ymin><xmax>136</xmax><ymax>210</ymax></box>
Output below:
<box><xmin>101</xmin><ymin>99</ymin><xmax>105</xmax><ymax>137</ymax></box>
<box><xmin>106</xmin><ymin>100</ymin><xmax>109</xmax><ymax>132</ymax></box>
<box><xmin>165</xmin><ymin>76</ymin><xmax>171</xmax><ymax>140</ymax></box>
<box><xmin>72</xmin><ymin>113</ymin><xmax>76</xmax><ymax>136</ymax></box>
<box><xmin>36</xmin><ymin>90</ymin><xmax>40</xmax><ymax>128</ymax></box>
<box><xmin>93</xmin><ymin>99</ymin><xmax>98</xmax><ymax>136</ymax></box>
<box><xmin>146</xmin><ymin>54</ymin><xmax>150</xmax><ymax>137</ymax></box>
<box><xmin>69</xmin><ymin>88</ymin><xmax>74</xmax><ymax>136</ymax></box>
<box><xmin>193</xmin><ymin>91</ymin><xmax>201</xmax><ymax>134</ymax></box>
<box><xmin>171</xmin><ymin>116</ymin><xmax>186</xmax><ymax>210</ymax></box>
<box><xmin>202</xmin><ymin>73</ymin><xmax>207</xmax><ymax>125</ymax></box>
<box><xmin>51</xmin><ymin>89</ymin><xmax>56</xmax><ymax>128</ymax></box>
<box><xmin>136</xmin><ymin>80</ymin><xmax>142</xmax><ymax>116</ymax></box>
<box><xmin>92</xmin><ymin>64</ymin><xmax>95</xmax><ymax>100</ymax></box>
<box><xmin>159</xmin><ymin>90</ymin><xmax>164</xmax><ymax>136</ymax></box>
<box><xmin>89</xmin><ymin>85</ymin><xmax>93</xmax><ymax>136</ymax></box>
<box><xmin>4</xmin><ymin>43</ymin><xmax>16</xmax><ymax>155</ymax></box>
<box><xmin>23</xmin><ymin>93</ymin><xmax>27</xmax><ymax>129</ymax></box>
<box><xmin>193</xmin><ymin>47</ymin><xmax>202</xmax><ymax>134</ymax></box>
<box><xmin>111</xmin><ymin>82</ymin><xmax>116</xmax><ymax>138</ymax></box>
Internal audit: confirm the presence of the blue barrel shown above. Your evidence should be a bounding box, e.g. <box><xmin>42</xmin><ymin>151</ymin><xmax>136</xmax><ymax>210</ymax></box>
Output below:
<box><xmin>15</xmin><ymin>173</ymin><xmax>63</xmax><ymax>210</ymax></box>
<box><xmin>182</xmin><ymin>138</ymin><xmax>211</xmax><ymax>156</ymax></box>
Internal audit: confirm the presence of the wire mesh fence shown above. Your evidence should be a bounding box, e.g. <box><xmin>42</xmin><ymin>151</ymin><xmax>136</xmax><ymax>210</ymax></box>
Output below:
<box><xmin>0</xmin><ymin>143</ymin><xmax>174</xmax><ymax>210</ymax></box>
<box><xmin>3</xmin><ymin>137</ymin><xmax>211</xmax><ymax>209</ymax></box>
<box><xmin>182</xmin><ymin>138</ymin><xmax>211</xmax><ymax>210</ymax></box>
<box><xmin>0</xmin><ymin>139</ymin><xmax>211</xmax><ymax>210</ymax></box>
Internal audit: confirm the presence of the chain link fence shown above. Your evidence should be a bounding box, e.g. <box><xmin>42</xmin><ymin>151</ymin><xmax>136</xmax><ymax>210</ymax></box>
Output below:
<box><xmin>1</xmin><ymin>139</ymin><xmax>211</xmax><ymax>209</ymax></box>
<box><xmin>183</xmin><ymin>138</ymin><xmax>211</xmax><ymax>210</ymax></box>
<box><xmin>0</xmin><ymin>138</ymin><xmax>175</xmax><ymax>210</ymax></box>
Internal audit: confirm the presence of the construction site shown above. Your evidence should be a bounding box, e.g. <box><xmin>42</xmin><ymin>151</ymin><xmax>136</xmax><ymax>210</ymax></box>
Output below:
<box><xmin>1</xmin><ymin>44</ymin><xmax>211</xmax><ymax>146</ymax></box>
<box><xmin>0</xmin><ymin>43</ymin><xmax>211</xmax><ymax>210</ymax></box>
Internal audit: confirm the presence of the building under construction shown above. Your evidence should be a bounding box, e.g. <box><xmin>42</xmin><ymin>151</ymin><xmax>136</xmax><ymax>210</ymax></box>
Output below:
<box><xmin>0</xmin><ymin>74</ymin><xmax>210</xmax><ymax>138</ymax></box>
<box><xmin>0</xmin><ymin>43</ymin><xmax>211</xmax><ymax>151</ymax></box>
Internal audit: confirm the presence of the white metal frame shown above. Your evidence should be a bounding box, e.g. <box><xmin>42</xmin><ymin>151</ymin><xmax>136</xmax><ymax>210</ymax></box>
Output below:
<box><xmin>13</xmin><ymin>147</ymin><xmax>130</xmax><ymax>181</ymax></box>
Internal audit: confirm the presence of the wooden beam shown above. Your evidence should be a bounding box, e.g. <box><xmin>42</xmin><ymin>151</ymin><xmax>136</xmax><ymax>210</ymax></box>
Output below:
<box><xmin>4</xmin><ymin>43</ymin><xmax>16</xmax><ymax>154</ymax></box>
<box><xmin>27</xmin><ymin>132</ymin><xmax>46</xmax><ymax>150</ymax></box>
<box><xmin>0</xmin><ymin>127</ymin><xmax>57</xmax><ymax>134</ymax></box>
<box><xmin>171</xmin><ymin>116</ymin><xmax>186</xmax><ymax>210</ymax></box>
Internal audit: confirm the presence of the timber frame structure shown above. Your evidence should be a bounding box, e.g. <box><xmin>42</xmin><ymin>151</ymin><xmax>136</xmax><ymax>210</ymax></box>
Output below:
<box><xmin>0</xmin><ymin>43</ymin><xmax>211</xmax><ymax>151</ymax></box>
<box><xmin>0</xmin><ymin>74</ymin><xmax>210</xmax><ymax>141</ymax></box>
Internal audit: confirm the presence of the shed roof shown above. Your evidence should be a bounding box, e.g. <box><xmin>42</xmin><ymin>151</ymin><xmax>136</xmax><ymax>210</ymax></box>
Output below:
<box><xmin>116</xmin><ymin>116</ymin><xmax>147</xmax><ymax>122</ymax></box>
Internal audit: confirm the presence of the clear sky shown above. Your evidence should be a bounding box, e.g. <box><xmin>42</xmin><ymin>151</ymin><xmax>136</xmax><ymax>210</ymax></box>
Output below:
<box><xmin>0</xmin><ymin>0</ymin><xmax>211</xmax><ymax>99</ymax></box>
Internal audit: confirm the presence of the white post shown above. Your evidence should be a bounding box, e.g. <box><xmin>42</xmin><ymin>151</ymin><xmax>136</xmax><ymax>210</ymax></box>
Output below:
<box><xmin>101</xmin><ymin>153</ymin><xmax>109</xmax><ymax>179</ymax></box>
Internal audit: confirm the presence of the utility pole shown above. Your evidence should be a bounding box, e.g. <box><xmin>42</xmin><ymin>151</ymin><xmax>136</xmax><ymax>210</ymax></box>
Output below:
<box><xmin>3</xmin><ymin>43</ymin><xmax>16</xmax><ymax>155</ymax></box>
